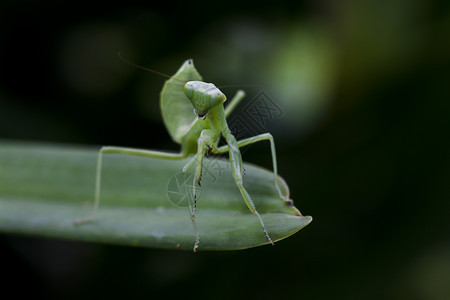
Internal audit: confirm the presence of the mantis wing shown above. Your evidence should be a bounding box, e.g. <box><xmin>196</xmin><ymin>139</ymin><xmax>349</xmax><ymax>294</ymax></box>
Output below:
<box><xmin>160</xmin><ymin>59</ymin><xmax>203</xmax><ymax>144</ymax></box>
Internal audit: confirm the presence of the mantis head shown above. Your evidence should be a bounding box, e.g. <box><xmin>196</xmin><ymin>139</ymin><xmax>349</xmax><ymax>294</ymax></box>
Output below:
<box><xmin>184</xmin><ymin>81</ymin><xmax>226</xmax><ymax>117</ymax></box>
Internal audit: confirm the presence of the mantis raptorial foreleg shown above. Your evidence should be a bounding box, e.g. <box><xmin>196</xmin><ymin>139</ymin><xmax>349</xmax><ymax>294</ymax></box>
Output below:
<box><xmin>74</xmin><ymin>146</ymin><xmax>185</xmax><ymax>224</ymax></box>
<box><xmin>181</xmin><ymin>129</ymin><xmax>219</xmax><ymax>252</ymax></box>
<box><xmin>222</xmin><ymin>130</ymin><xmax>274</xmax><ymax>245</ymax></box>
<box><xmin>182</xmin><ymin>129</ymin><xmax>219</xmax><ymax>212</ymax></box>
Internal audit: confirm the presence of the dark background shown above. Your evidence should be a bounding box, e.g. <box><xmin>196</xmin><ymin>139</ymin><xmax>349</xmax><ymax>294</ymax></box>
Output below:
<box><xmin>1</xmin><ymin>0</ymin><xmax>449</xmax><ymax>299</ymax></box>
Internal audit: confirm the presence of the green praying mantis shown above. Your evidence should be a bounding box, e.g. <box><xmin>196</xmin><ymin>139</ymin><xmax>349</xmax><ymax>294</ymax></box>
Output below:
<box><xmin>75</xmin><ymin>58</ymin><xmax>300</xmax><ymax>252</ymax></box>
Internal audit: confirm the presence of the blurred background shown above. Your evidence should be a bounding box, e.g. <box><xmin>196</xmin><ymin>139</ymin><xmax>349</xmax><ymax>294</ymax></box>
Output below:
<box><xmin>1</xmin><ymin>0</ymin><xmax>449</xmax><ymax>299</ymax></box>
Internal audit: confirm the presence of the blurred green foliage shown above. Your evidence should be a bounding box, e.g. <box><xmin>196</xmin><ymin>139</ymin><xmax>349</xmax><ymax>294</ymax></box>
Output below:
<box><xmin>0</xmin><ymin>0</ymin><xmax>449</xmax><ymax>299</ymax></box>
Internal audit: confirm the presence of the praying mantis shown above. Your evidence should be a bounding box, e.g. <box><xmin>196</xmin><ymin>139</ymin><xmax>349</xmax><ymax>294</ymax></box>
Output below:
<box><xmin>75</xmin><ymin>58</ymin><xmax>299</xmax><ymax>252</ymax></box>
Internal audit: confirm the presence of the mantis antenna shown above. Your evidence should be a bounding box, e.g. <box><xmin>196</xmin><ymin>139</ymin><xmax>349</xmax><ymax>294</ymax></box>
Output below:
<box><xmin>117</xmin><ymin>52</ymin><xmax>173</xmax><ymax>79</ymax></box>
<box><xmin>117</xmin><ymin>53</ymin><xmax>268</xmax><ymax>89</ymax></box>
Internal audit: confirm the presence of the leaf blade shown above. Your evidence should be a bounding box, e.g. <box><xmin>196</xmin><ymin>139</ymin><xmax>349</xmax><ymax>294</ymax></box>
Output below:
<box><xmin>0</xmin><ymin>142</ymin><xmax>311</xmax><ymax>251</ymax></box>
<box><xmin>160</xmin><ymin>59</ymin><xmax>203</xmax><ymax>143</ymax></box>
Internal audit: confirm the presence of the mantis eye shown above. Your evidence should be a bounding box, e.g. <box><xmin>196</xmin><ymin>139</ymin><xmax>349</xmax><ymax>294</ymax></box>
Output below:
<box><xmin>209</xmin><ymin>91</ymin><xmax>226</xmax><ymax>107</ymax></box>
<box><xmin>184</xmin><ymin>83</ymin><xmax>194</xmax><ymax>99</ymax></box>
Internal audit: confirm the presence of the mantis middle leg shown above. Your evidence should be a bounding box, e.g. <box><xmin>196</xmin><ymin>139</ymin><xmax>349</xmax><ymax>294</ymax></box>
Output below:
<box><xmin>214</xmin><ymin>133</ymin><xmax>285</xmax><ymax>196</ymax></box>
<box><xmin>74</xmin><ymin>146</ymin><xmax>186</xmax><ymax>224</ymax></box>
<box><xmin>214</xmin><ymin>133</ymin><xmax>300</xmax><ymax>214</ymax></box>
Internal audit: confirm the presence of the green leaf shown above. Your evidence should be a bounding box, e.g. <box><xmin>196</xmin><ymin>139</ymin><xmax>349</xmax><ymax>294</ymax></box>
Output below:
<box><xmin>0</xmin><ymin>141</ymin><xmax>312</xmax><ymax>251</ymax></box>
<box><xmin>160</xmin><ymin>59</ymin><xmax>203</xmax><ymax>143</ymax></box>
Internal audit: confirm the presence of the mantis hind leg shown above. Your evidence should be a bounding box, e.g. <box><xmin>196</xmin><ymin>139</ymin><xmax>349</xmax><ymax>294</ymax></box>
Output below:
<box><xmin>73</xmin><ymin>146</ymin><xmax>185</xmax><ymax>225</ymax></box>
<box><xmin>224</xmin><ymin>90</ymin><xmax>245</xmax><ymax>117</ymax></box>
